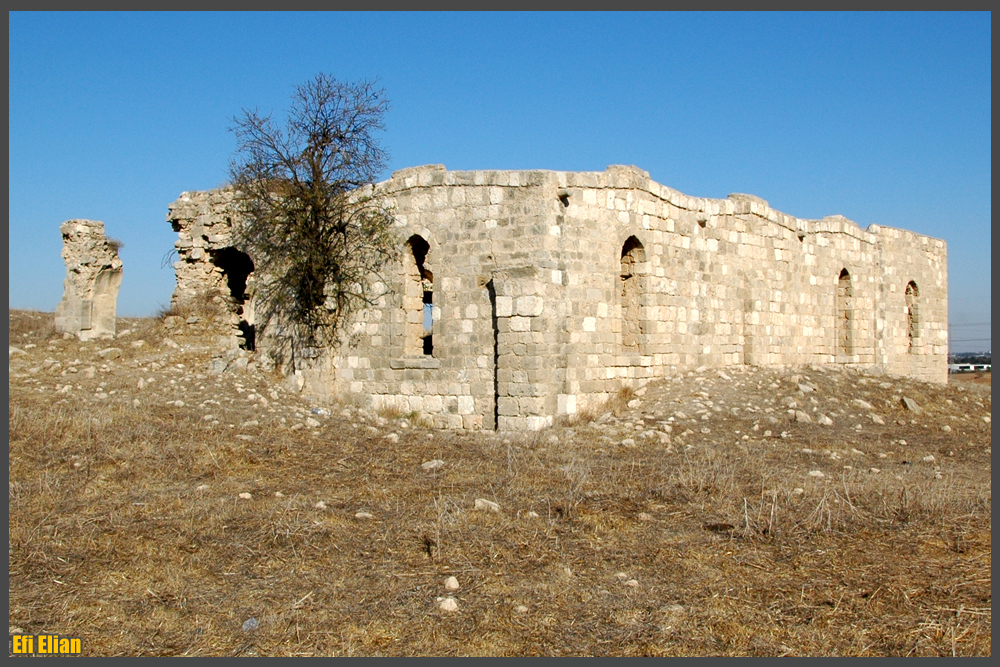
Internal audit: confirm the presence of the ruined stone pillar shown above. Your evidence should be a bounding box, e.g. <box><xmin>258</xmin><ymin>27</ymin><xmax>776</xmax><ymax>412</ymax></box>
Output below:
<box><xmin>55</xmin><ymin>219</ymin><xmax>123</xmax><ymax>341</ymax></box>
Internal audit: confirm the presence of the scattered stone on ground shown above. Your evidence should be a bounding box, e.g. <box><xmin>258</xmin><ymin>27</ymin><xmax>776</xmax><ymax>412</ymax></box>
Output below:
<box><xmin>474</xmin><ymin>498</ymin><xmax>500</xmax><ymax>512</ymax></box>
<box><xmin>437</xmin><ymin>597</ymin><xmax>458</xmax><ymax>612</ymax></box>
<box><xmin>8</xmin><ymin>308</ymin><xmax>991</xmax><ymax>567</ymax></box>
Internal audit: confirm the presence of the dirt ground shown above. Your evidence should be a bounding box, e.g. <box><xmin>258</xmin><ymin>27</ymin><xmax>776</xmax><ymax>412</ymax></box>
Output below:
<box><xmin>949</xmin><ymin>372</ymin><xmax>992</xmax><ymax>387</ymax></box>
<box><xmin>8</xmin><ymin>309</ymin><xmax>991</xmax><ymax>656</ymax></box>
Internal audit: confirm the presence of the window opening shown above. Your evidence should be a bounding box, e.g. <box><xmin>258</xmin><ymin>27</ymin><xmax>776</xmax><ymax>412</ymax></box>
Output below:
<box><xmin>905</xmin><ymin>281</ymin><xmax>919</xmax><ymax>352</ymax></box>
<box><xmin>487</xmin><ymin>278</ymin><xmax>499</xmax><ymax>430</ymax></box>
<box><xmin>405</xmin><ymin>235</ymin><xmax>433</xmax><ymax>356</ymax></box>
<box><xmin>837</xmin><ymin>268</ymin><xmax>853</xmax><ymax>357</ymax></box>
<box><xmin>620</xmin><ymin>236</ymin><xmax>645</xmax><ymax>353</ymax></box>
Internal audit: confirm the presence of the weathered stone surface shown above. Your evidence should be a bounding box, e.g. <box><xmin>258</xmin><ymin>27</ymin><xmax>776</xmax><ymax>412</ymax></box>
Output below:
<box><xmin>55</xmin><ymin>220</ymin><xmax>123</xmax><ymax>341</ymax></box>
<box><xmin>285</xmin><ymin>372</ymin><xmax>305</xmax><ymax>393</ymax></box>
<box><xmin>166</xmin><ymin>165</ymin><xmax>948</xmax><ymax>430</ymax></box>
<box><xmin>794</xmin><ymin>410</ymin><xmax>813</xmax><ymax>423</ymax></box>
<box><xmin>437</xmin><ymin>597</ymin><xmax>458</xmax><ymax>612</ymax></box>
<box><xmin>207</xmin><ymin>358</ymin><xmax>228</xmax><ymax>374</ymax></box>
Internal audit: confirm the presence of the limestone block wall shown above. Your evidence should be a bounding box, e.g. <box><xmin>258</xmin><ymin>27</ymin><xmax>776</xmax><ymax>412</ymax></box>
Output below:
<box><xmin>539</xmin><ymin>168</ymin><xmax>897</xmax><ymax>412</ymax></box>
<box><xmin>166</xmin><ymin>190</ymin><xmax>255</xmax><ymax>348</ymax></box>
<box><xmin>870</xmin><ymin>225</ymin><xmax>949</xmax><ymax>383</ymax></box>
<box><xmin>55</xmin><ymin>219</ymin><xmax>123</xmax><ymax>341</ymax></box>
<box><xmin>315</xmin><ymin>165</ymin><xmax>568</xmax><ymax>430</ymax></box>
<box><xmin>167</xmin><ymin>164</ymin><xmax>948</xmax><ymax>430</ymax></box>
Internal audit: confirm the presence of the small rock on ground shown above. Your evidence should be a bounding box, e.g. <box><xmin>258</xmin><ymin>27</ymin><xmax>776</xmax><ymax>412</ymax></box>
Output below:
<box><xmin>437</xmin><ymin>597</ymin><xmax>458</xmax><ymax>612</ymax></box>
<box><xmin>474</xmin><ymin>498</ymin><xmax>500</xmax><ymax>512</ymax></box>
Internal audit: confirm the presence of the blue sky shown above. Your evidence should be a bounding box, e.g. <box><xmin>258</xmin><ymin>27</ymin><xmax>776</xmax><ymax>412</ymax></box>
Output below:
<box><xmin>9</xmin><ymin>12</ymin><xmax>991</xmax><ymax>352</ymax></box>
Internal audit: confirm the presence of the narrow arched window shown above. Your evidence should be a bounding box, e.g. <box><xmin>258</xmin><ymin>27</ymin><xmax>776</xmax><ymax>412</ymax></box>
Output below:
<box><xmin>905</xmin><ymin>281</ymin><xmax>919</xmax><ymax>353</ymax></box>
<box><xmin>837</xmin><ymin>268</ymin><xmax>853</xmax><ymax>357</ymax></box>
<box><xmin>620</xmin><ymin>236</ymin><xmax>645</xmax><ymax>353</ymax></box>
<box><xmin>404</xmin><ymin>235</ymin><xmax>433</xmax><ymax>356</ymax></box>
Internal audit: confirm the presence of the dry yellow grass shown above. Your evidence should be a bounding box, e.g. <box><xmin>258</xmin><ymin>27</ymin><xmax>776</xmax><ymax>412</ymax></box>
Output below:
<box><xmin>9</xmin><ymin>309</ymin><xmax>991</xmax><ymax>656</ymax></box>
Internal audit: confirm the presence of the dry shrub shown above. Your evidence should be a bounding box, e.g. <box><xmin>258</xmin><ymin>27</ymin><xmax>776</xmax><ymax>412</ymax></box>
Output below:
<box><xmin>118</xmin><ymin>315</ymin><xmax>168</xmax><ymax>347</ymax></box>
<box><xmin>157</xmin><ymin>289</ymin><xmax>225</xmax><ymax>321</ymax></box>
<box><xmin>606</xmin><ymin>386</ymin><xmax>638</xmax><ymax>417</ymax></box>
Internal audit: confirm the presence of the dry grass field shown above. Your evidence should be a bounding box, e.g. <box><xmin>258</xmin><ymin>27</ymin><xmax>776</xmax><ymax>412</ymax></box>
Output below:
<box><xmin>9</xmin><ymin>309</ymin><xmax>991</xmax><ymax>656</ymax></box>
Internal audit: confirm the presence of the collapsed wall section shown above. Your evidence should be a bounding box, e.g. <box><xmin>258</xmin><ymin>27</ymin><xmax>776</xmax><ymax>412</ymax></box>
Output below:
<box><xmin>166</xmin><ymin>190</ymin><xmax>255</xmax><ymax>350</ymax></box>
<box><xmin>55</xmin><ymin>219</ymin><xmax>123</xmax><ymax>341</ymax></box>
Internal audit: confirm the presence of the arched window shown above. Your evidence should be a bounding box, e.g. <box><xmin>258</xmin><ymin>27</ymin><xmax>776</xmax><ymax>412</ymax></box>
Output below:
<box><xmin>837</xmin><ymin>268</ymin><xmax>853</xmax><ymax>357</ymax></box>
<box><xmin>404</xmin><ymin>235</ymin><xmax>433</xmax><ymax>356</ymax></box>
<box><xmin>620</xmin><ymin>236</ymin><xmax>646</xmax><ymax>353</ymax></box>
<box><xmin>905</xmin><ymin>281</ymin><xmax>919</xmax><ymax>352</ymax></box>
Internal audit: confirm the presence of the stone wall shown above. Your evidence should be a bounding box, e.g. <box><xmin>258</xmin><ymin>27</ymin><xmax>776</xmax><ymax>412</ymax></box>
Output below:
<box><xmin>167</xmin><ymin>164</ymin><xmax>948</xmax><ymax>430</ymax></box>
<box><xmin>166</xmin><ymin>190</ymin><xmax>256</xmax><ymax>349</ymax></box>
<box><xmin>55</xmin><ymin>219</ymin><xmax>123</xmax><ymax>341</ymax></box>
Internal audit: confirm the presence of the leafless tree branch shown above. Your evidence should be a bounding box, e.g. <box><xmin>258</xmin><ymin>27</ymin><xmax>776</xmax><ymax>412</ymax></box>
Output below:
<box><xmin>228</xmin><ymin>74</ymin><xmax>397</xmax><ymax>358</ymax></box>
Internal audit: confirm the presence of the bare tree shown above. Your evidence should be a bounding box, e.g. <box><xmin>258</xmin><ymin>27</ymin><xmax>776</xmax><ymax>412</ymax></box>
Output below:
<box><xmin>229</xmin><ymin>74</ymin><xmax>397</xmax><ymax>356</ymax></box>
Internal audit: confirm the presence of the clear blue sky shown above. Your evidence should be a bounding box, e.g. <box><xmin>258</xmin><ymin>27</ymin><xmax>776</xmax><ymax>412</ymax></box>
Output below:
<box><xmin>9</xmin><ymin>12</ymin><xmax>991</xmax><ymax>352</ymax></box>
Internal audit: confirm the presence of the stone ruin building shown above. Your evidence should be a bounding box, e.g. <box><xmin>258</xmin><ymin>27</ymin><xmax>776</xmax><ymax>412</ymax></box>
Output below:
<box><xmin>167</xmin><ymin>164</ymin><xmax>948</xmax><ymax>430</ymax></box>
<box><xmin>55</xmin><ymin>219</ymin><xmax>123</xmax><ymax>341</ymax></box>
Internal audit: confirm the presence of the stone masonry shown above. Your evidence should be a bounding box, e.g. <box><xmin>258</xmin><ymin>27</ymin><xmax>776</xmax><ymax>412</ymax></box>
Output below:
<box><xmin>165</xmin><ymin>189</ymin><xmax>256</xmax><ymax>349</ymax></box>
<box><xmin>55</xmin><ymin>219</ymin><xmax>123</xmax><ymax>341</ymax></box>
<box><xmin>167</xmin><ymin>165</ymin><xmax>948</xmax><ymax>430</ymax></box>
